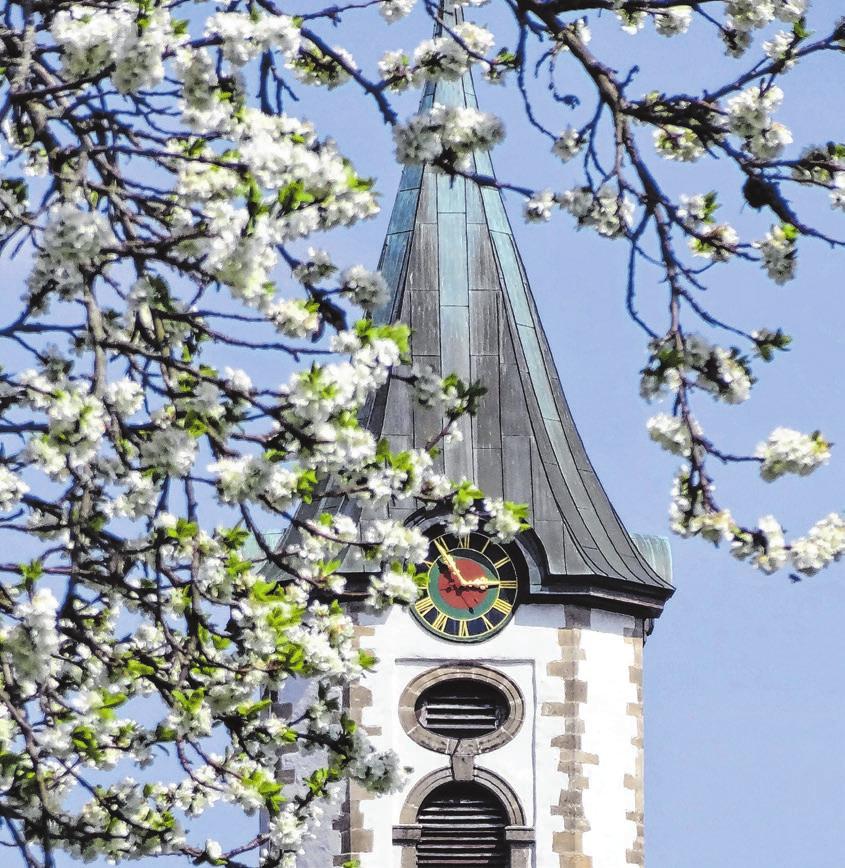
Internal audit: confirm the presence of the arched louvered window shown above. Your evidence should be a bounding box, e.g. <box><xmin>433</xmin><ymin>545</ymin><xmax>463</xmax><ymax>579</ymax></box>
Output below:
<box><xmin>415</xmin><ymin>679</ymin><xmax>509</xmax><ymax>739</ymax></box>
<box><xmin>416</xmin><ymin>781</ymin><xmax>509</xmax><ymax>867</ymax></box>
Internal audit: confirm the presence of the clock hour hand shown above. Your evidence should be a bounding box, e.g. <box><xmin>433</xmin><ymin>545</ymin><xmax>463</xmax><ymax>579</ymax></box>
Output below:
<box><xmin>465</xmin><ymin>578</ymin><xmax>499</xmax><ymax>589</ymax></box>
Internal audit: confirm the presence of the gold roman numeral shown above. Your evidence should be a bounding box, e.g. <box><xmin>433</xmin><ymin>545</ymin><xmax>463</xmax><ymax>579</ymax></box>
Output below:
<box><xmin>415</xmin><ymin>596</ymin><xmax>435</xmax><ymax>616</ymax></box>
<box><xmin>498</xmin><ymin>580</ymin><xmax>517</xmax><ymax>589</ymax></box>
<box><xmin>493</xmin><ymin>556</ymin><xmax>511</xmax><ymax>569</ymax></box>
<box><xmin>481</xmin><ymin>615</ymin><xmax>495</xmax><ymax>631</ymax></box>
<box><xmin>491</xmin><ymin>598</ymin><xmax>513</xmax><ymax>616</ymax></box>
<box><xmin>480</xmin><ymin>537</ymin><xmax>492</xmax><ymax>554</ymax></box>
<box><xmin>432</xmin><ymin>611</ymin><xmax>449</xmax><ymax>632</ymax></box>
<box><xmin>458</xmin><ymin>534</ymin><xmax>470</xmax><ymax>549</ymax></box>
<box><xmin>458</xmin><ymin>620</ymin><xmax>470</xmax><ymax>639</ymax></box>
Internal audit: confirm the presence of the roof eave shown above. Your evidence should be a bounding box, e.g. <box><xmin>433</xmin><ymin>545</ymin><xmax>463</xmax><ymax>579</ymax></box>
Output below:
<box><xmin>532</xmin><ymin>572</ymin><xmax>675</xmax><ymax>619</ymax></box>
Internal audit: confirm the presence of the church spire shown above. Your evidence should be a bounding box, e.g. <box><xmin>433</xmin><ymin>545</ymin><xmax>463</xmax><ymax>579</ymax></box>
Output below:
<box><xmin>365</xmin><ymin>2</ymin><xmax>673</xmax><ymax>615</ymax></box>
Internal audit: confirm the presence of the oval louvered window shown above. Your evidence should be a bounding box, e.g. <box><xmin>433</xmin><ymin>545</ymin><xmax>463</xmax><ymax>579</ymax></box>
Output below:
<box><xmin>417</xmin><ymin>781</ymin><xmax>509</xmax><ymax>867</ymax></box>
<box><xmin>415</xmin><ymin>679</ymin><xmax>509</xmax><ymax>739</ymax></box>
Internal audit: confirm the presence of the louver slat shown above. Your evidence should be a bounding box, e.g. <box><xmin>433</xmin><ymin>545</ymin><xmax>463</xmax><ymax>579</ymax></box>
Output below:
<box><xmin>416</xmin><ymin>681</ymin><xmax>508</xmax><ymax>739</ymax></box>
<box><xmin>417</xmin><ymin>783</ymin><xmax>508</xmax><ymax>867</ymax></box>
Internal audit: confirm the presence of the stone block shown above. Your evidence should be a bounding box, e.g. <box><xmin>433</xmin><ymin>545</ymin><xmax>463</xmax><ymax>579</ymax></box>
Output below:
<box><xmin>562</xmin><ymin>856</ymin><xmax>593</xmax><ymax>868</ymax></box>
<box><xmin>560</xmin><ymin>853</ymin><xmax>593</xmax><ymax>868</ymax></box>
<box><xmin>541</xmin><ymin>701</ymin><xmax>567</xmax><ymax>717</ymax></box>
<box><xmin>553</xmin><ymin>733</ymin><xmax>581</xmax><ymax>750</ymax></box>
<box><xmin>349</xmin><ymin>685</ymin><xmax>373</xmax><ymax>707</ymax></box>
<box><xmin>558</xmin><ymin>646</ymin><xmax>587</xmax><ymax>663</ymax></box>
<box><xmin>552</xmin><ymin>830</ymin><xmax>583</xmax><ymax>854</ymax></box>
<box><xmin>565</xmin><ymin>679</ymin><xmax>588</xmax><ymax>703</ymax></box>
<box><xmin>556</xmin><ymin>629</ymin><xmax>582</xmax><ymax>647</ymax></box>
<box><xmin>546</xmin><ymin>660</ymin><xmax>579</xmax><ymax>680</ymax></box>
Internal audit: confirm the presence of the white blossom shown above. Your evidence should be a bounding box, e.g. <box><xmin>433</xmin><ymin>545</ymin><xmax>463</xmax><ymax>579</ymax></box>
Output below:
<box><xmin>732</xmin><ymin>515</ymin><xmax>788</xmax><ymax>573</ymax></box>
<box><xmin>653</xmin><ymin>126</ymin><xmax>706</xmax><ymax>162</ymax></box>
<box><xmin>558</xmin><ymin>185</ymin><xmax>634</xmax><ymax>238</ymax></box>
<box><xmin>830</xmin><ymin>173</ymin><xmax>845</xmax><ymax>212</ymax></box>
<box><xmin>669</xmin><ymin>468</ymin><xmax>734</xmax><ymax>544</ymax></box>
<box><xmin>552</xmin><ymin>127</ymin><xmax>584</xmax><ymax>162</ymax></box>
<box><xmin>112</xmin><ymin>471</ymin><xmax>159</xmax><ymax>519</ymax></box>
<box><xmin>394</xmin><ymin>103</ymin><xmax>504</xmax><ymax>171</ymax></box>
<box><xmin>647</xmin><ymin>414</ymin><xmax>701</xmax><ymax>457</ymax></box>
<box><xmin>294</xmin><ymin>248</ymin><xmax>335</xmax><ymax>285</ymax></box>
<box><xmin>379</xmin><ymin>0</ymin><xmax>416</xmax><ymax>22</ymax></box>
<box><xmin>379</xmin><ymin>50</ymin><xmax>417</xmax><ymax>91</ymax></box>
<box><xmin>654</xmin><ymin>7</ymin><xmax>693</xmax><ymax>36</ymax></box>
<box><xmin>140</xmin><ymin>428</ymin><xmax>197</xmax><ymax>478</ymax></box>
<box><xmin>367</xmin><ymin>567</ymin><xmax>420</xmax><ymax>608</ymax></box>
<box><xmin>790</xmin><ymin>514</ymin><xmax>845</xmax><ymax>575</ymax></box>
<box><xmin>524</xmin><ymin>190</ymin><xmax>556</xmax><ymax>223</ymax></box>
<box><xmin>482</xmin><ymin>498</ymin><xmax>524</xmax><ymax>541</ymax></box>
<box><xmin>677</xmin><ymin>193</ymin><xmax>710</xmax><ymax>225</ymax></box>
<box><xmin>341</xmin><ymin>266</ymin><xmax>389</xmax><ymax>310</ymax></box>
<box><xmin>4</xmin><ymin>589</ymin><xmax>60</xmax><ymax>695</ymax></box>
<box><xmin>726</xmin><ymin>85</ymin><xmax>792</xmax><ymax>159</ymax></box>
<box><xmin>763</xmin><ymin>30</ymin><xmax>796</xmax><ymax>67</ymax></box>
<box><xmin>689</xmin><ymin>223</ymin><xmax>739</xmax><ymax>262</ymax></box>
<box><xmin>753</xmin><ymin>224</ymin><xmax>798</xmax><ymax>284</ymax></box>
<box><xmin>28</xmin><ymin>204</ymin><xmax>114</xmax><ymax>305</ymax></box>
<box><xmin>105</xmin><ymin>378</ymin><xmax>144</xmax><ymax>416</ymax></box>
<box><xmin>348</xmin><ymin>732</ymin><xmax>407</xmax><ymax>793</ymax></box>
<box><xmin>755</xmin><ymin>427</ymin><xmax>831</xmax><ymax>481</ymax></box>
<box><xmin>206</xmin><ymin>12</ymin><xmax>300</xmax><ymax>66</ymax></box>
<box><xmin>414</xmin><ymin>22</ymin><xmax>495</xmax><ymax>81</ymax></box>
<box><xmin>266</xmin><ymin>298</ymin><xmax>320</xmax><ymax>338</ymax></box>
<box><xmin>0</xmin><ymin>466</ymin><xmax>28</xmax><ymax>511</ymax></box>
<box><xmin>616</xmin><ymin>9</ymin><xmax>646</xmax><ymax>34</ymax></box>
<box><xmin>288</xmin><ymin>44</ymin><xmax>357</xmax><ymax>89</ymax></box>
<box><xmin>223</xmin><ymin>367</ymin><xmax>253</xmax><ymax>395</ymax></box>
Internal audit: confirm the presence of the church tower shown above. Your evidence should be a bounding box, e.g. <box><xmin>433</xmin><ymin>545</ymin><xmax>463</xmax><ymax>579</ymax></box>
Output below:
<box><xmin>281</xmin><ymin>3</ymin><xmax>674</xmax><ymax>865</ymax></box>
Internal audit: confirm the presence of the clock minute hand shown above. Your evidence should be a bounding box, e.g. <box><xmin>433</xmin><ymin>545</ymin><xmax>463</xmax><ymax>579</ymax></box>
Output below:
<box><xmin>433</xmin><ymin>539</ymin><xmax>468</xmax><ymax>586</ymax></box>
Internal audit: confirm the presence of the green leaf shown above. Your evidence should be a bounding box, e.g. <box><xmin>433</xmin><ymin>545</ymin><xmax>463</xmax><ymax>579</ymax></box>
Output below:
<box><xmin>125</xmin><ymin>659</ymin><xmax>156</xmax><ymax>678</ymax></box>
<box><xmin>236</xmin><ymin>698</ymin><xmax>271</xmax><ymax>719</ymax></box>
<box><xmin>358</xmin><ymin>649</ymin><xmax>377</xmax><ymax>670</ymax></box>
<box><xmin>20</xmin><ymin>560</ymin><xmax>43</xmax><ymax>585</ymax></box>
<box><xmin>792</xmin><ymin>17</ymin><xmax>812</xmax><ymax>40</ymax></box>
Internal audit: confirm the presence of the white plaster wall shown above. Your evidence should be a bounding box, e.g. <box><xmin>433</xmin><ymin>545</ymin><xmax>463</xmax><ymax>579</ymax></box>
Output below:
<box><xmin>356</xmin><ymin>602</ymin><xmax>569</xmax><ymax>868</ymax></box>
<box><xmin>580</xmin><ymin>609</ymin><xmax>641</xmax><ymax>867</ymax></box>
<box><xmin>285</xmin><ymin>603</ymin><xmax>645</xmax><ymax>868</ymax></box>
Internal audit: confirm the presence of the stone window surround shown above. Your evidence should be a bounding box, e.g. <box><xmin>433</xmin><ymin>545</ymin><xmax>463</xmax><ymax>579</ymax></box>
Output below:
<box><xmin>398</xmin><ymin>663</ymin><xmax>525</xmax><ymax>759</ymax></box>
<box><xmin>393</xmin><ymin>766</ymin><xmax>534</xmax><ymax>868</ymax></box>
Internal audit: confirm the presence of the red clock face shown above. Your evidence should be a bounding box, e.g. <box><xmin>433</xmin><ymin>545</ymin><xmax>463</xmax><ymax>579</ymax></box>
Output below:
<box><xmin>412</xmin><ymin>531</ymin><xmax>519</xmax><ymax>642</ymax></box>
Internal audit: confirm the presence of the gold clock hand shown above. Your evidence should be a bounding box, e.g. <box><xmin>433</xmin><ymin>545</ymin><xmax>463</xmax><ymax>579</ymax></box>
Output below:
<box><xmin>433</xmin><ymin>538</ymin><xmax>451</xmax><ymax>561</ymax></box>
<box><xmin>433</xmin><ymin>539</ymin><xmax>468</xmax><ymax>586</ymax></box>
<box><xmin>460</xmin><ymin>577</ymin><xmax>499</xmax><ymax>590</ymax></box>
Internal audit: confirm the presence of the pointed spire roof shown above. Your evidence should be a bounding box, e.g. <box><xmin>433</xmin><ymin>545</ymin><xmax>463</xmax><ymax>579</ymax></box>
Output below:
<box><xmin>362</xmin><ymin>2</ymin><xmax>673</xmax><ymax>613</ymax></box>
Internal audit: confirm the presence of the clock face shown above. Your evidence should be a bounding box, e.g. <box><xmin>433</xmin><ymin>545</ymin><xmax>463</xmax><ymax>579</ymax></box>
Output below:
<box><xmin>412</xmin><ymin>530</ymin><xmax>519</xmax><ymax>642</ymax></box>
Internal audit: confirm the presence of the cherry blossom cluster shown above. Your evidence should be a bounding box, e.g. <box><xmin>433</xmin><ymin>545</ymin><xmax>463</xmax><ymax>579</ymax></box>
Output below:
<box><xmin>394</xmin><ymin>102</ymin><xmax>504</xmax><ymax>170</ymax></box>
<box><xmin>755</xmin><ymin>427</ymin><xmax>831</xmax><ymax>481</ymax></box>
<box><xmin>641</xmin><ymin>334</ymin><xmax>753</xmax><ymax>405</ymax></box>
<box><xmin>524</xmin><ymin>185</ymin><xmax>634</xmax><ymax>239</ymax></box>
<box><xmin>0</xmin><ymin>3</ymin><xmax>530</xmax><ymax>866</ymax></box>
